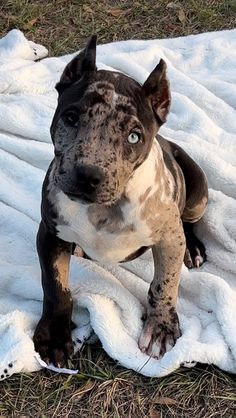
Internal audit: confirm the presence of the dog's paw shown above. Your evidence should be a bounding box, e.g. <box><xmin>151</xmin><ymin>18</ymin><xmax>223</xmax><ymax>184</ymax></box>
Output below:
<box><xmin>184</xmin><ymin>233</ymin><xmax>206</xmax><ymax>269</ymax></box>
<box><xmin>138</xmin><ymin>310</ymin><xmax>181</xmax><ymax>359</ymax></box>
<box><xmin>33</xmin><ymin>317</ymin><xmax>74</xmax><ymax>368</ymax></box>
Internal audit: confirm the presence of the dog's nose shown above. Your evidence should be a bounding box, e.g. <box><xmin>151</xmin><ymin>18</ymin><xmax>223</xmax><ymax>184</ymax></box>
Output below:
<box><xmin>76</xmin><ymin>164</ymin><xmax>104</xmax><ymax>192</ymax></box>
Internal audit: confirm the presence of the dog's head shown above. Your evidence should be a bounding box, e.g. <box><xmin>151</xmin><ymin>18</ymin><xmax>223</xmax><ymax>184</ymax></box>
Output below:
<box><xmin>51</xmin><ymin>36</ymin><xmax>171</xmax><ymax>204</ymax></box>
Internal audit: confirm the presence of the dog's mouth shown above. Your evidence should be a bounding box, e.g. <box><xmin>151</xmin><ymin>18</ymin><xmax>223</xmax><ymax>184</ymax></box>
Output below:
<box><xmin>65</xmin><ymin>192</ymin><xmax>94</xmax><ymax>204</ymax></box>
<box><xmin>65</xmin><ymin>191</ymin><xmax>116</xmax><ymax>205</ymax></box>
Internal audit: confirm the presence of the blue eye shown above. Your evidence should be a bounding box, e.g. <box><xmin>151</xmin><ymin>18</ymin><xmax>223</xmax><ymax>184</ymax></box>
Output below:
<box><xmin>64</xmin><ymin>109</ymin><xmax>79</xmax><ymax>126</ymax></box>
<box><xmin>127</xmin><ymin>131</ymin><xmax>141</xmax><ymax>144</ymax></box>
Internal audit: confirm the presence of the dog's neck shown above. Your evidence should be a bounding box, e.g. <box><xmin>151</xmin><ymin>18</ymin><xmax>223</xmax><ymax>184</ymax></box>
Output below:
<box><xmin>124</xmin><ymin>138</ymin><xmax>174</xmax><ymax>205</ymax></box>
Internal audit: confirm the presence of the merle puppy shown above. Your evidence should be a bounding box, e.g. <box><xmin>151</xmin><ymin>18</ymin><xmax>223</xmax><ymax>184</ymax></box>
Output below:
<box><xmin>33</xmin><ymin>36</ymin><xmax>208</xmax><ymax>367</ymax></box>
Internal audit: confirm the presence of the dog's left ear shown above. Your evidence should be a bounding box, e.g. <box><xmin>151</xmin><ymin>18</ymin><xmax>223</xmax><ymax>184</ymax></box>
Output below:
<box><xmin>56</xmin><ymin>35</ymin><xmax>97</xmax><ymax>95</ymax></box>
<box><xmin>142</xmin><ymin>59</ymin><xmax>171</xmax><ymax>124</ymax></box>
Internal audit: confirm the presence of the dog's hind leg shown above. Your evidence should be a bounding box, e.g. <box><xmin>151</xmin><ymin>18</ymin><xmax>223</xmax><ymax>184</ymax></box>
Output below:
<box><xmin>171</xmin><ymin>142</ymin><xmax>208</xmax><ymax>268</ymax></box>
<box><xmin>183</xmin><ymin>222</ymin><xmax>207</xmax><ymax>268</ymax></box>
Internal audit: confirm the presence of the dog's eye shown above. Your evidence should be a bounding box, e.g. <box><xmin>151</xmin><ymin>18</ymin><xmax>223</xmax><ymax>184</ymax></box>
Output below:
<box><xmin>127</xmin><ymin>131</ymin><xmax>141</xmax><ymax>144</ymax></box>
<box><xmin>64</xmin><ymin>110</ymin><xmax>79</xmax><ymax>127</ymax></box>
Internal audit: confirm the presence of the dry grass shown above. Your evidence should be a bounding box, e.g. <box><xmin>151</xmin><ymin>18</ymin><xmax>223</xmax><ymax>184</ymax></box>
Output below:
<box><xmin>0</xmin><ymin>0</ymin><xmax>235</xmax><ymax>55</ymax></box>
<box><xmin>0</xmin><ymin>1</ymin><xmax>236</xmax><ymax>417</ymax></box>
<box><xmin>1</xmin><ymin>343</ymin><xmax>236</xmax><ymax>418</ymax></box>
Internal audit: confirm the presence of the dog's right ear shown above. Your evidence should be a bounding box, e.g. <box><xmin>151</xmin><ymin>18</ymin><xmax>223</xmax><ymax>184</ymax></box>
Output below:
<box><xmin>55</xmin><ymin>35</ymin><xmax>97</xmax><ymax>95</ymax></box>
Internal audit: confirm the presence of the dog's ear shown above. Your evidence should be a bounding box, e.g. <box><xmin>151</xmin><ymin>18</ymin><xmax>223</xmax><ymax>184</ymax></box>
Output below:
<box><xmin>142</xmin><ymin>59</ymin><xmax>171</xmax><ymax>124</ymax></box>
<box><xmin>55</xmin><ymin>35</ymin><xmax>97</xmax><ymax>95</ymax></box>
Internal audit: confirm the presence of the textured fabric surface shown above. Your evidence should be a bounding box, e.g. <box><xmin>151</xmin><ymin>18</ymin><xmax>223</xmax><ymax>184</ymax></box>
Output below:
<box><xmin>0</xmin><ymin>29</ymin><xmax>236</xmax><ymax>379</ymax></box>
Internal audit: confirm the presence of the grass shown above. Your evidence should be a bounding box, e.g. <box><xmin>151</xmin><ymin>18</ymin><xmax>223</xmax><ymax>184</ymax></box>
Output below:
<box><xmin>1</xmin><ymin>344</ymin><xmax>236</xmax><ymax>417</ymax></box>
<box><xmin>0</xmin><ymin>0</ymin><xmax>235</xmax><ymax>55</ymax></box>
<box><xmin>0</xmin><ymin>1</ymin><xmax>236</xmax><ymax>417</ymax></box>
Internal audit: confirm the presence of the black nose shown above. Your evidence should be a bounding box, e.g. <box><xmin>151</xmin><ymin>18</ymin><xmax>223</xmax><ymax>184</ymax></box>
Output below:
<box><xmin>76</xmin><ymin>164</ymin><xmax>104</xmax><ymax>193</ymax></box>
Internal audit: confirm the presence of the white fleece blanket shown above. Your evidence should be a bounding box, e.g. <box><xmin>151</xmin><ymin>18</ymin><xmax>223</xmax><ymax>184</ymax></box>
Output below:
<box><xmin>0</xmin><ymin>29</ymin><xmax>236</xmax><ymax>380</ymax></box>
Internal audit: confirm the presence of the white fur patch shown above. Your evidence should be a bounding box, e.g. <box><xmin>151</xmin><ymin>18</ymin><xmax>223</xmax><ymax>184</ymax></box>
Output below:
<box><xmin>56</xmin><ymin>191</ymin><xmax>154</xmax><ymax>264</ymax></box>
<box><xmin>112</xmin><ymin>92</ymin><xmax>119</xmax><ymax>106</ymax></box>
<box><xmin>125</xmin><ymin>143</ymin><xmax>158</xmax><ymax>202</ymax></box>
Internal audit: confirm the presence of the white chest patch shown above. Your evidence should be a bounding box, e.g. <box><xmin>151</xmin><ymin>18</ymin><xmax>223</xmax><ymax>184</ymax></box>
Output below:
<box><xmin>55</xmin><ymin>191</ymin><xmax>155</xmax><ymax>264</ymax></box>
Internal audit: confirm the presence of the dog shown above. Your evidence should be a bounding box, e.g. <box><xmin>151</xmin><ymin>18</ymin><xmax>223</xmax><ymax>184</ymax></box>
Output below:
<box><xmin>33</xmin><ymin>35</ymin><xmax>208</xmax><ymax>367</ymax></box>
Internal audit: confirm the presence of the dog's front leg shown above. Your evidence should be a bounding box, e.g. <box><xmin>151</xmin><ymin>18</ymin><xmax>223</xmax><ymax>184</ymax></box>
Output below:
<box><xmin>33</xmin><ymin>220</ymin><xmax>74</xmax><ymax>367</ymax></box>
<box><xmin>139</xmin><ymin>222</ymin><xmax>185</xmax><ymax>359</ymax></box>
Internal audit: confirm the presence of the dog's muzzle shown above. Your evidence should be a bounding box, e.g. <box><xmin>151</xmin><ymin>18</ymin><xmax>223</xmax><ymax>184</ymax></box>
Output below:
<box><xmin>65</xmin><ymin>164</ymin><xmax>104</xmax><ymax>203</ymax></box>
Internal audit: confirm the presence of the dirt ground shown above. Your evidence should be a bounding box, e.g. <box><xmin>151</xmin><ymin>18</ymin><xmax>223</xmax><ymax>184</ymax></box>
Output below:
<box><xmin>0</xmin><ymin>1</ymin><xmax>236</xmax><ymax>417</ymax></box>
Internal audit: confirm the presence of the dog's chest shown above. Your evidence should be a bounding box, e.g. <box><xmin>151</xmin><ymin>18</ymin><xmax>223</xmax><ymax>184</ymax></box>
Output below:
<box><xmin>55</xmin><ymin>191</ymin><xmax>154</xmax><ymax>264</ymax></box>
